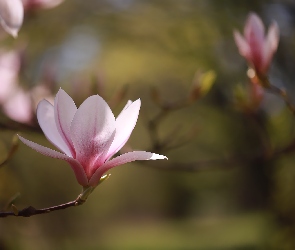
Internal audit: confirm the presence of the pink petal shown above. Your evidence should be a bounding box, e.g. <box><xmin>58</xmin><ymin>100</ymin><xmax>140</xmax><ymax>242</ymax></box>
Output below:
<box><xmin>54</xmin><ymin>89</ymin><xmax>77</xmax><ymax>157</ymax></box>
<box><xmin>105</xmin><ymin>99</ymin><xmax>141</xmax><ymax>160</ymax></box>
<box><xmin>266</xmin><ymin>21</ymin><xmax>279</xmax><ymax>52</ymax></box>
<box><xmin>18</xmin><ymin>135</ymin><xmax>88</xmax><ymax>186</ymax></box>
<box><xmin>262</xmin><ymin>21</ymin><xmax>279</xmax><ymax>71</ymax></box>
<box><xmin>244</xmin><ymin>13</ymin><xmax>265</xmax><ymax>43</ymax></box>
<box><xmin>70</xmin><ymin>95</ymin><xmax>116</xmax><ymax>178</ymax></box>
<box><xmin>244</xmin><ymin>13</ymin><xmax>265</xmax><ymax>72</ymax></box>
<box><xmin>0</xmin><ymin>0</ymin><xmax>24</xmax><ymax>37</ymax></box>
<box><xmin>117</xmin><ymin>100</ymin><xmax>133</xmax><ymax>118</ymax></box>
<box><xmin>89</xmin><ymin>151</ymin><xmax>167</xmax><ymax>186</ymax></box>
<box><xmin>37</xmin><ymin>99</ymin><xmax>72</xmax><ymax>156</ymax></box>
<box><xmin>233</xmin><ymin>30</ymin><xmax>250</xmax><ymax>59</ymax></box>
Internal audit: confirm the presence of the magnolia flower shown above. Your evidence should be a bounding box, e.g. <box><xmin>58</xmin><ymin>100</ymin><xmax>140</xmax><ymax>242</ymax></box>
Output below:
<box><xmin>0</xmin><ymin>0</ymin><xmax>24</xmax><ymax>37</ymax></box>
<box><xmin>234</xmin><ymin>12</ymin><xmax>279</xmax><ymax>75</ymax></box>
<box><xmin>19</xmin><ymin>89</ymin><xmax>167</xmax><ymax>187</ymax></box>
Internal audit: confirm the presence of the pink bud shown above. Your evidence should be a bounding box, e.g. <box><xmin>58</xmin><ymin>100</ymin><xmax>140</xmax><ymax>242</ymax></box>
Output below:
<box><xmin>0</xmin><ymin>0</ymin><xmax>24</xmax><ymax>37</ymax></box>
<box><xmin>234</xmin><ymin>12</ymin><xmax>279</xmax><ymax>75</ymax></box>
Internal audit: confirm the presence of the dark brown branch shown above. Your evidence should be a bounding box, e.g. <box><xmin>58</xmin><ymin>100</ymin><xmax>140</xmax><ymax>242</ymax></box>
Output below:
<box><xmin>267</xmin><ymin>84</ymin><xmax>295</xmax><ymax>115</ymax></box>
<box><xmin>144</xmin><ymin>73</ymin><xmax>295</xmax><ymax>173</ymax></box>
<box><xmin>0</xmin><ymin>178</ymin><xmax>104</xmax><ymax>218</ymax></box>
<box><xmin>0</xmin><ymin>116</ymin><xmax>42</xmax><ymax>133</ymax></box>
<box><xmin>257</xmin><ymin>75</ymin><xmax>295</xmax><ymax>116</ymax></box>
<box><xmin>0</xmin><ymin>194</ymin><xmax>86</xmax><ymax>218</ymax></box>
<box><xmin>147</xmin><ymin>96</ymin><xmax>192</xmax><ymax>152</ymax></box>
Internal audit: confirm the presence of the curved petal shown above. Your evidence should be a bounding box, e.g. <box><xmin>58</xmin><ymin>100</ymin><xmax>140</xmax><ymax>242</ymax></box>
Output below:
<box><xmin>244</xmin><ymin>13</ymin><xmax>265</xmax><ymax>43</ymax></box>
<box><xmin>37</xmin><ymin>99</ymin><xmax>72</xmax><ymax>156</ymax></box>
<box><xmin>262</xmin><ymin>21</ymin><xmax>279</xmax><ymax>72</ymax></box>
<box><xmin>266</xmin><ymin>21</ymin><xmax>279</xmax><ymax>52</ymax></box>
<box><xmin>0</xmin><ymin>0</ymin><xmax>23</xmax><ymax>37</ymax></box>
<box><xmin>244</xmin><ymin>13</ymin><xmax>265</xmax><ymax>71</ymax></box>
<box><xmin>18</xmin><ymin>135</ymin><xmax>88</xmax><ymax>186</ymax></box>
<box><xmin>89</xmin><ymin>151</ymin><xmax>167</xmax><ymax>186</ymax></box>
<box><xmin>54</xmin><ymin>89</ymin><xmax>77</xmax><ymax>157</ymax></box>
<box><xmin>105</xmin><ymin>99</ymin><xmax>141</xmax><ymax>160</ymax></box>
<box><xmin>70</xmin><ymin>95</ymin><xmax>116</xmax><ymax>178</ymax></box>
<box><xmin>117</xmin><ymin>100</ymin><xmax>133</xmax><ymax>119</ymax></box>
<box><xmin>233</xmin><ymin>30</ymin><xmax>250</xmax><ymax>59</ymax></box>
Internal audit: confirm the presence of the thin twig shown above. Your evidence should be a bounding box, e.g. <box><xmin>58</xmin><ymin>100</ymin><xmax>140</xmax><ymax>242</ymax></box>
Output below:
<box><xmin>144</xmin><ymin>136</ymin><xmax>295</xmax><ymax>172</ymax></box>
<box><xmin>267</xmin><ymin>84</ymin><xmax>295</xmax><ymax>115</ymax></box>
<box><xmin>147</xmin><ymin>109</ymin><xmax>169</xmax><ymax>151</ymax></box>
<box><xmin>258</xmin><ymin>75</ymin><xmax>295</xmax><ymax>116</ymax></box>
<box><xmin>0</xmin><ymin>134</ymin><xmax>19</xmax><ymax>167</ymax></box>
<box><xmin>147</xmin><ymin>97</ymin><xmax>192</xmax><ymax>152</ymax></box>
<box><xmin>0</xmin><ymin>177</ymin><xmax>108</xmax><ymax>218</ymax></box>
<box><xmin>0</xmin><ymin>194</ymin><xmax>86</xmax><ymax>218</ymax></box>
<box><xmin>0</xmin><ymin>117</ymin><xmax>41</xmax><ymax>133</ymax></box>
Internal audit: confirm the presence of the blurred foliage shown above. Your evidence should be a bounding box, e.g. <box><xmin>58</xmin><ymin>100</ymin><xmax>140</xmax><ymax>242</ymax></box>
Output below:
<box><xmin>1</xmin><ymin>0</ymin><xmax>295</xmax><ymax>249</ymax></box>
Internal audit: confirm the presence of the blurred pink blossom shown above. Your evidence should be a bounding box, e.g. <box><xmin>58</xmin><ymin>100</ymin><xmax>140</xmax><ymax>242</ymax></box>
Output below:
<box><xmin>19</xmin><ymin>89</ymin><xmax>167</xmax><ymax>187</ymax></box>
<box><xmin>0</xmin><ymin>49</ymin><xmax>33</xmax><ymax>123</ymax></box>
<box><xmin>234</xmin><ymin>12</ymin><xmax>279</xmax><ymax>75</ymax></box>
<box><xmin>0</xmin><ymin>50</ymin><xmax>20</xmax><ymax>103</ymax></box>
<box><xmin>0</xmin><ymin>0</ymin><xmax>24</xmax><ymax>37</ymax></box>
<box><xmin>21</xmin><ymin>0</ymin><xmax>63</xmax><ymax>10</ymax></box>
<box><xmin>3</xmin><ymin>88</ymin><xmax>33</xmax><ymax>123</ymax></box>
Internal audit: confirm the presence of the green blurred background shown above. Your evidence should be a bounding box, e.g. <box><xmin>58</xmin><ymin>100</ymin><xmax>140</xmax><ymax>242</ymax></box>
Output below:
<box><xmin>1</xmin><ymin>0</ymin><xmax>295</xmax><ymax>249</ymax></box>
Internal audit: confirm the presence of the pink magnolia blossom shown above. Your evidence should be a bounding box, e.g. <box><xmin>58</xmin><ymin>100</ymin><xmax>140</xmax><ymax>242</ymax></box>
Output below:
<box><xmin>0</xmin><ymin>0</ymin><xmax>24</xmax><ymax>37</ymax></box>
<box><xmin>19</xmin><ymin>89</ymin><xmax>167</xmax><ymax>187</ymax></box>
<box><xmin>234</xmin><ymin>12</ymin><xmax>279</xmax><ymax>75</ymax></box>
<box><xmin>21</xmin><ymin>0</ymin><xmax>63</xmax><ymax>10</ymax></box>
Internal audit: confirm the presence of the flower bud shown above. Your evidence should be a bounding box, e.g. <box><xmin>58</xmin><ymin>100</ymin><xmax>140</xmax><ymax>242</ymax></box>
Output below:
<box><xmin>0</xmin><ymin>0</ymin><xmax>24</xmax><ymax>37</ymax></box>
<box><xmin>234</xmin><ymin>12</ymin><xmax>279</xmax><ymax>76</ymax></box>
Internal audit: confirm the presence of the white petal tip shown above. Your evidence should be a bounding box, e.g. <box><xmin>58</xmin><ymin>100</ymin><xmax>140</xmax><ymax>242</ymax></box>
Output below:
<box><xmin>151</xmin><ymin>153</ymin><xmax>168</xmax><ymax>160</ymax></box>
<box><xmin>131</xmin><ymin>98</ymin><xmax>141</xmax><ymax>107</ymax></box>
<box><xmin>11</xmin><ymin>31</ymin><xmax>18</xmax><ymax>38</ymax></box>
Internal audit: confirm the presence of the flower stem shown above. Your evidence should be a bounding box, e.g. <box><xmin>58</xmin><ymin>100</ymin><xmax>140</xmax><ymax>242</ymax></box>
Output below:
<box><xmin>0</xmin><ymin>194</ymin><xmax>86</xmax><ymax>218</ymax></box>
